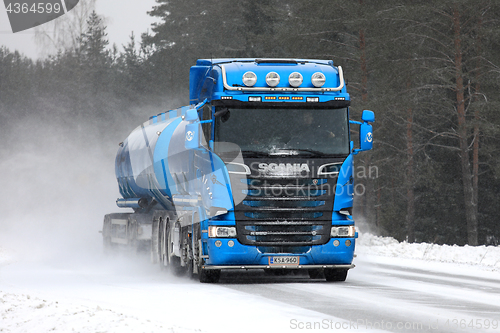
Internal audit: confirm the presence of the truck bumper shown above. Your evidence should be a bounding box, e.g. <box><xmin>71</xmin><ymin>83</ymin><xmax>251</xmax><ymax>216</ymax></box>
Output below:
<box><xmin>204</xmin><ymin>238</ymin><xmax>355</xmax><ymax>269</ymax></box>
<box><xmin>202</xmin><ymin>264</ymin><xmax>354</xmax><ymax>270</ymax></box>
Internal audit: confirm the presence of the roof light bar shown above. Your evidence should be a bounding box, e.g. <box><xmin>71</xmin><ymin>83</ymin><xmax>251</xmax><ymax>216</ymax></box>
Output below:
<box><xmin>220</xmin><ymin>65</ymin><xmax>344</xmax><ymax>92</ymax></box>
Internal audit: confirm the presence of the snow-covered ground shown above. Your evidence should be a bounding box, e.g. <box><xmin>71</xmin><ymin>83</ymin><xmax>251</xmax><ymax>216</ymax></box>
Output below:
<box><xmin>1</xmin><ymin>234</ymin><xmax>499</xmax><ymax>333</ymax></box>
<box><xmin>357</xmin><ymin>233</ymin><xmax>500</xmax><ymax>271</ymax></box>
<box><xmin>0</xmin><ymin>290</ymin><xmax>173</xmax><ymax>333</ymax></box>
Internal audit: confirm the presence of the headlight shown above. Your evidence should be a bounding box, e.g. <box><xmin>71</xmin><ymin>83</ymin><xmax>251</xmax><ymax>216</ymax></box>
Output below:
<box><xmin>208</xmin><ymin>226</ymin><xmax>237</xmax><ymax>238</ymax></box>
<box><xmin>311</xmin><ymin>72</ymin><xmax>326</xmax><ymax>87</ymax></box>
<box><xmin>331</xmin><ymin>226</ymin><xmax>355</xmax><ymax>238</ymax></box>
<box><xmin>265</xmin><ymin>72</ymin><xmax>280</xmax><ymax>87</ymax></box>
<box><xmin>288</xmin><ymin>72</ymin><xmax>303</xmax><ymax>87</ymax></box>
<box><xmin>242</xmin><ymin>71</ymin><xmax>257</xmax><ymax>87</ymax></box>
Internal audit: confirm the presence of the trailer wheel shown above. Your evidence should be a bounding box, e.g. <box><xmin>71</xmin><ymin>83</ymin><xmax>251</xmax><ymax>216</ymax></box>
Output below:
<box><xmin>102</xmin><ymin>215</ymin><xmax>115</xmax><ymax>255</ymax></box>
<box><xmin>324</xmin><ymin>268</ymin><xmax>348</xmax><ymax>282</ymax></box>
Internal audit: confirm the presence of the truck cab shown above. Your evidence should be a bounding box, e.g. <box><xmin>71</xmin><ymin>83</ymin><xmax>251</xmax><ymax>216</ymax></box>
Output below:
<box><xmin>185</xmin><ymin>59</ymin><xmax>374</xmax><ymax>281</ymax></box>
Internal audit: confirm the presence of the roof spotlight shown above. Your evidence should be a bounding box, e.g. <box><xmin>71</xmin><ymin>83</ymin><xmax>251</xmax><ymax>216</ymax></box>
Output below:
<box><xmin>242</xmin><ymin>71</ymin><xmax>257</xmax><ymax>87</ymax></box>
<box><xmin>288</xmin><ymin>72</ymin><xmax>303</xmax><ymax>87</ymax></box>
<box><xmin>265</xmin><ymin>72</ymin><xmax>280</xmax><ymax>87</ymax></box>
<box><xmin>311</xmin><ymin>72</ymin><xmax>326</xmax><ymax>88</ymax></box>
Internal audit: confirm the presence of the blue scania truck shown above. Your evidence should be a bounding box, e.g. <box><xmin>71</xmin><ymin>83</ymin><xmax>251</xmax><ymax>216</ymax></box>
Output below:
<box><xmin>102</xmin><ymin>58</ymin><xmax>374</xmax><ymax>283</ymax></box>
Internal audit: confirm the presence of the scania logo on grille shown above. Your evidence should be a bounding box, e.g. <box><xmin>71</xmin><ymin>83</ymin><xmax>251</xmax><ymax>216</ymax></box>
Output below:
<box><xmin>257</xmin><ymin>163</ymin><xmax>310</xmax><ymax>174</ymax></box>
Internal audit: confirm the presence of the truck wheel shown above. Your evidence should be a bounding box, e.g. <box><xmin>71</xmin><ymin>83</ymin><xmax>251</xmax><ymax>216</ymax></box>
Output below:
<box><xmin>324</xmin><ymin>268</ymin><xmax>348</xmax><ymax>282</ymax></box>
<box><xmin>159</xmin><ymin>218</ymin><xmax>168</xmax><ymax>271</ymax></box>
<box><xmin>165</xmin><ymin>219</ymin><xmax>186</xmax><ymax>276</ymax></box>
<box><xmin>199</xmin><ymin>268</ymin><xmax>220</xmax><ymax>283</ymax></box>
<box><xmin>151</xmin><ymin>217</ymin><xmax>160</xmax><ymax>264</ymax></box>
<box><xmin>102</xmin><ymin>215</ymin><xmax>118</xmax><ymax>255</ymax></box>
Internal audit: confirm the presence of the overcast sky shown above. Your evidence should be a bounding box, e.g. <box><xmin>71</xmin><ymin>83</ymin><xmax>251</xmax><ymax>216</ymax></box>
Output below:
<box><xmin>0</xmin><ymin>0</ymin><xmax>158</xmax><ymax>59</ymax></box>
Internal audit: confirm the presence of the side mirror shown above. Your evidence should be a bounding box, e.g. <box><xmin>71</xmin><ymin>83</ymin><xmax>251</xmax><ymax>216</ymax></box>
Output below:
<box><xmin>359</xmin><ymin>122</ymin><xmax>373</xmax><ymax>151</ymax></box>
<box><xmin>352</xmin><ymin>110</ymin><xmax>375</xmax><ymax>154</ymax></box>
<box><xmin>361</xmin><ymin>110</ymin><xmax>375</xmax><ymax>123</ymax></box>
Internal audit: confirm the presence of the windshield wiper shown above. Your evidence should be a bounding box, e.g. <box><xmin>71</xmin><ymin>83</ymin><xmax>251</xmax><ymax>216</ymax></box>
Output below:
<box><xmin>241</xmin><ymin>150</ymin><xmax>270</xmax><ymax>157</ymax></box>
<box><xmin>270</xmin><ymin>148</ymin><xmax>326</xmax><ymax>156</ymax></box>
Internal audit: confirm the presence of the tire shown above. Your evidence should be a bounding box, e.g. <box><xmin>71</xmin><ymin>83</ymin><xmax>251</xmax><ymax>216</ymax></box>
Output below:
<box><xmin>199</xmin><ymin>268</ymin><xmax>221</xmax><ymax>283</ymax></box>
<box><xmin>324</xmin><ymin>268</ymin><xmax>348</xmax><ymax>282</ymax></box>
<box><xmin>159</xmin><ymin>218</ymin><xmax>168</xmax><ymax>271</ymax></box>
<box><xmin>165</xmin><ymin>220</ymin><xmax>186</xmax><ymax>276</ymax></box>
<box><xmin>102</xmin><ymin>215</ymin><xmax>116</xmax><ymax>255</ymax></box>
<box><xmin>151</xmin><ymin>217</ymin><xmax>160</xmax><ymax>264</ymax></box>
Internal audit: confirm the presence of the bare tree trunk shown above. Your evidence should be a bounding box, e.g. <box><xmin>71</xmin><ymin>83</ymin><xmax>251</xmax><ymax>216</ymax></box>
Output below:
<box><xmin>406</xmin><ymin>104</ymin><xmax>415</xmax><ymax>243</ymax></box>
<box><xmin>358</xmin><ymin>25</ymin><xmax>373</xmax><ymax>222</ymax></box>
<box><xmin>359</xmin><ymin>28</ymin><xmax>368</xmax><ymax>103</ymax></box>
<box><xmin>471</xmin><ymin>12</ymin><xmax>483</xmax><ymax>245</ymax></box>
<box><xmin>453</xmin><ymin>7</ymin><xmax>478</xmax><ymax>245</ymax></box>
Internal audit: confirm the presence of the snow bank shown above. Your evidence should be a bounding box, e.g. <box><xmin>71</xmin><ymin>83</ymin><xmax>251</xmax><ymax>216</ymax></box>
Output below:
<box><xmin>0</xmin><ymin>291</ymin><xmax>195</xmax><ymax>333</ymax></box>
<box><xmin>357</xmin><ymin>233</ymin><xmax>500</xmax><ymax>270</ymax></box>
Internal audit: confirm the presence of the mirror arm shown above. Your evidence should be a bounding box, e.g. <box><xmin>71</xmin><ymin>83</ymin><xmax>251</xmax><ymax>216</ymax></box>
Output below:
<box><xmin>214</xmin><ymin>108</ymin><xmax>229</xmax><ymax>118</ymax></box>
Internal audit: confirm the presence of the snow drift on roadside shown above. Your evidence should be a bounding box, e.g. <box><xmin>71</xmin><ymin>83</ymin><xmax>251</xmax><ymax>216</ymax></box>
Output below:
<box><xmin>0</xmin><ymin>290</ymin><xmax>195</xmax><ymax>333</ymax></box>
<box><xmin>357</xmin><ymin>232</ymin><xmax>500</xmax><ymax>270</ymax></box>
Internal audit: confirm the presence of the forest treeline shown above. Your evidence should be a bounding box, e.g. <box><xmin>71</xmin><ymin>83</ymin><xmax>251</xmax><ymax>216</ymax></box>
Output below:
<box><xmin>1</xmin><ymin>0</ymin><xmax>499</xmax><ymax>246</ymax></box>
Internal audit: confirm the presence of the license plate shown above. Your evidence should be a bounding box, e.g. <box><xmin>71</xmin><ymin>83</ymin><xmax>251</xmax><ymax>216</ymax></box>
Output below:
<box><xmin>269</xmin><ymin>256</ymin><xmax>299</xmax><ymax>265</ymax></box>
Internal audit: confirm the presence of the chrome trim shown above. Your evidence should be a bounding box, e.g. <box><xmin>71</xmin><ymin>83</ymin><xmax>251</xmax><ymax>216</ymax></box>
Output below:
<box><xmin>220</xmin><ymin>64</ymin><xmax>345</xmax><ymax>92</ymax></box>
<box><xmin>202</xmin><ymin>264</ymin><xmax>354</xmax><ymax>270</ymax></box>
<box><xmin>317</xmin><ymin>162</ymin><xmax>343</xmax><ymax>176</ymax></box>
<box><xmin>226</xmin><ymin>162</ymin><xmax>251</xmax><ymax>175</ymax></box>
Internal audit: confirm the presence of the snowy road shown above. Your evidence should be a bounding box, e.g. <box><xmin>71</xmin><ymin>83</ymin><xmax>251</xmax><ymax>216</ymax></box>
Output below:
<box><xmin>1</xmin><ymin>246</ymin><xmax>499</xmax><ymax>333</ymax></box>
<box><xmin>221</xmin><ymin>257</ymin><xmax>500</xmax><ymax>332</ymax></box>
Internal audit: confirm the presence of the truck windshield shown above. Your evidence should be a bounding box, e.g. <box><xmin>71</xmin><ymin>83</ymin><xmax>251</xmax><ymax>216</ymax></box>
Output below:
<box><xmin>214</xmin><ymin>107</ymin><xmax>349</xmax><ymax>157</ymax></box>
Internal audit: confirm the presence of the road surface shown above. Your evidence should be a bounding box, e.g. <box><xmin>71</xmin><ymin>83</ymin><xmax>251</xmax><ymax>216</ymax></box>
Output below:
<box><xmin>1</xmin><ymin>250</ymin><xmax>499</xmax><ymax>333</ymax></box>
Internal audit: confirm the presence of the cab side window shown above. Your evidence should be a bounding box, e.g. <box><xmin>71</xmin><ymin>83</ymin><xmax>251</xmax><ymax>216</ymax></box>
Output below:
<box><xmin>201</xmin><ymin>104</ymin><xmax>212</xmax><ymax>147</ymax></box>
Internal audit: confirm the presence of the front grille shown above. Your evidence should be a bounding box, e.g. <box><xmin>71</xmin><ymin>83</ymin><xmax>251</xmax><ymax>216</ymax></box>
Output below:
<box><xmin>233</xmin><ymin>171</ymin><xmax>337</xmax><ymax>248</ymax></box>
<box><xmin>236</xmin><ymin>219</ymin><xmax>331</xmax><ymax>246</ymax></box>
